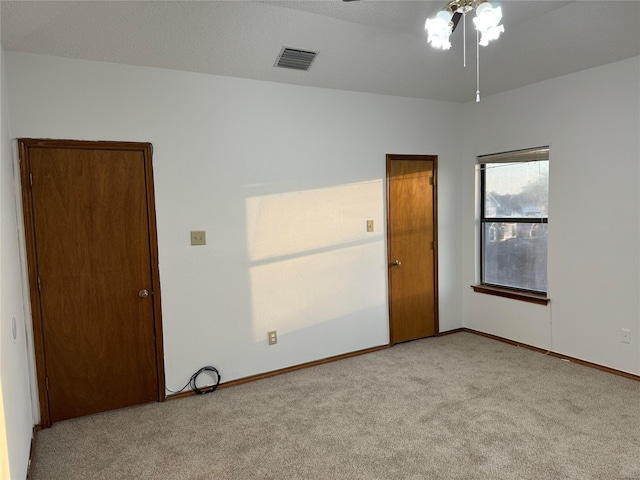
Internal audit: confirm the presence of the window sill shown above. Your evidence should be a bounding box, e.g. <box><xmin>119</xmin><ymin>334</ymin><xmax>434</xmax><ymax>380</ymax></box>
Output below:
<box><xmin>471</xmin><ymin>285</ymin><xmax>550</xmax><ymax>305</ymax></box>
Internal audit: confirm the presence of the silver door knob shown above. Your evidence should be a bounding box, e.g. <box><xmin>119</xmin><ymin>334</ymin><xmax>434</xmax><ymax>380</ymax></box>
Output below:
<box><xmin>139</xmin><ymin>289</ymin><xmax>150</xmax><ymax>298</ymax></box>
<box><xmin>392</xmin><ymin>260</ymin><xmax>401</xmax><ymax>267</ymax></box>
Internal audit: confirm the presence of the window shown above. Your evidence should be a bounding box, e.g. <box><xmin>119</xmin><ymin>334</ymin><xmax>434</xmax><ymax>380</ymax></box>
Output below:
<box><xmin>478</xmin><ymin>147</ymin><xmax>549</xmax><ymax>295</ymax></box>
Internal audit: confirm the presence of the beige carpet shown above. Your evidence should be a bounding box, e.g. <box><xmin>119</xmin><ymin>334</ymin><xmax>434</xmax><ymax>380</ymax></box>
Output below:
<box><xmin>31</xmin><ymin>332</ymin><xmax>640</xmax><ymax>479</ymax></box>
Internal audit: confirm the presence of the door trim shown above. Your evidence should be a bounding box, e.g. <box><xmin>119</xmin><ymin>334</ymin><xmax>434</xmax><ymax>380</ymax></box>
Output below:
<box><xmin>386</xmin><ymin>154</ymin><xmax>439</xmax><ymax>345</ymax></box>
<box><xmin>18</xmin><ymin>139</ymin><xmax>166</xmax><ymax>427</ymax></box>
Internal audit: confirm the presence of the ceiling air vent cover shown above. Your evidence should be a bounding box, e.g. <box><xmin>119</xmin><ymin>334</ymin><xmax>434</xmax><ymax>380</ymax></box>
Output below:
<box><xmin>275</xmin><ymin>47</ymin><xmax>318</xmax><ymax>71</ymax></box>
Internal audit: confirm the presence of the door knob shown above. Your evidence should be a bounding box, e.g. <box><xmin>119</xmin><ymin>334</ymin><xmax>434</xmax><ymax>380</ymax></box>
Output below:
<box><xmin>139</xmin><ymin>289</ymin><xmax>150</xmax><ymax>298</ymax></box>
<box><xmin>392</xmin><ymin>260</ymin><xmax>401</xmax><ymax>267</ymax></box>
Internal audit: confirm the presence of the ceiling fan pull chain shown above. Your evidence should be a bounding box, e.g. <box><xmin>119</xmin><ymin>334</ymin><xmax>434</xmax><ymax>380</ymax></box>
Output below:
<box><xmin>476</xmin><ymin>28</ymin><xmax>481</xmax><ymax>102</ymax></box>
<box><xmin>463</xmin><ymin>12</ymin><xmax>467</xmax><ymax>67</ymax></box>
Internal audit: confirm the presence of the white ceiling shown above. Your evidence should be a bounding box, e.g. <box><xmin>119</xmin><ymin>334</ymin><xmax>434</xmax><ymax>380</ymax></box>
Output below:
<box><xmin>1</xmin><ymin>0</ymin><xmax>639</xmax><ymax>103</ymax></box>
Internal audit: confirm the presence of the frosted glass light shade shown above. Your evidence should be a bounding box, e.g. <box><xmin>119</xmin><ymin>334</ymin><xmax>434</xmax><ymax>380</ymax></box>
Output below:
<box><xmin>473</xmin><ymin>3</ymin><xmax>504</xmax><ymax>45</ymax></box>
<box><xmin>478</xmin><ymin>24</ymin><xmax>504</xmax><ymax>46</ymax></box>
<box><xmin>425</xmin><ymin>10</ymin><xmax>453</xmax><ymax>50</ymax></box>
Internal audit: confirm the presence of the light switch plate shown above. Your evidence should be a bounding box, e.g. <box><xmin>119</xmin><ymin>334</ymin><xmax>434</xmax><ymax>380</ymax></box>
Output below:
<box><xmin>367</xmin><ymin>220</ymin><xmax>374</xmax><ymax>232</ymax></box>
<box><xmin>190</xmin><ymin>230</ymin><xmax>206</xmax><ymax>246</ymax></box>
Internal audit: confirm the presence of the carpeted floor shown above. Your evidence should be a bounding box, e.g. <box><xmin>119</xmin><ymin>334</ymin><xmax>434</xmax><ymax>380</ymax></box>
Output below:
<box><xmin>31</xmin><ymin>332</ymin><xmax>640</xmax><ymax>479</ymax></box>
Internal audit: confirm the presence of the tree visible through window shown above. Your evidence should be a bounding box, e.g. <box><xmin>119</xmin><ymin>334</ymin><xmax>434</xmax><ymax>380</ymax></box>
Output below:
<box><xmin>479</xmin><ymin>148</ymin><xmax>549</xmax><ymax>294</ymax></box>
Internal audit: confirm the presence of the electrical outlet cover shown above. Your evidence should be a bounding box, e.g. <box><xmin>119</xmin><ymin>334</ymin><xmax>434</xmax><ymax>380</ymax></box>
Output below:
<box><xmin>621</xmin><ymin>329</ymin><xmax>631</xmax><ymax>344</ymax></box>
<box><xmin>190</xmin><ymin>230</ymin><xmax>206</xmax><ymax>246</ymax></box>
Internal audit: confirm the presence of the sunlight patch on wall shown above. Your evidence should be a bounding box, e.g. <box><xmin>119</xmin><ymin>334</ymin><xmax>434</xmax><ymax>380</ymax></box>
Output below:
<box><xmin>249</xmin><ymin>242</ymin><xmax>383</xmax><ymax>339</ymax></box>
<box><xmin>245</xmin><ymin>181</ymin><xmax>385</xmax><ymax>341</ymax></box>
<box><xmin>246</xmin><ymin>181</ymin><xmax>382</xmax><ymax>262</ymax></box>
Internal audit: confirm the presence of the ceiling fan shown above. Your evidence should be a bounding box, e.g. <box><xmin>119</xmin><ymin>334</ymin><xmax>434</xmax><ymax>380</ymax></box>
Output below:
<box><xmin>341</xmin><ymin>0</ymin><xmax>504</xmax><ymax>102</ymax></box>
<box><xmin>343</xmin><ymin>0</ymin><xmax>483</xmax><ymax>34</ymax></box>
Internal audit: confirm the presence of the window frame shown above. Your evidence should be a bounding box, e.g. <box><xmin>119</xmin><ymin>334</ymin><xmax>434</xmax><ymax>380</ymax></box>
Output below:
<box><xmin>475</xmin><ymin>147</ymin><xmax>550</xmax><ymax>304</ymax></box>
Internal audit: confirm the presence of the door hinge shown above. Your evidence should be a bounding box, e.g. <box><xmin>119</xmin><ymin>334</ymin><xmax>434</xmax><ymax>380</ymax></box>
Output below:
<box><xmin>38</xmin><ymin>276</ymin><xmax>41</xmax><ymax>291</ymax></box>
<box><xmin>30</xmin><ymin>172</ymin><xmax>33</xmax><ymax>187</ymax></box>
<box><xmin>45</xmin><ymin>377</ymin><xmax>49</xmax><ymax>391</ymax></box>
<box><xmin>431</xmin><ymin>241</ymin><xmax>435</xmax><ymax>250</ymax></box>
<box><xmin>428</xmin><ymin>176</ymin><xmax>434</xmax><ymax>186</ymax></box>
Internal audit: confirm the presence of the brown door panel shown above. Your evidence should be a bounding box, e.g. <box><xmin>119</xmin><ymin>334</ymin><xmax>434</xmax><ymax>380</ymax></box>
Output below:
<box><xmin>20</xmin><ymin>140</ymin><xmax>164</xmax><ymax>425</ymax></box>
<box><xmin>387</xmin><ymin>156</ymin><xmax>438</xmax><ymax>344</ymax></box>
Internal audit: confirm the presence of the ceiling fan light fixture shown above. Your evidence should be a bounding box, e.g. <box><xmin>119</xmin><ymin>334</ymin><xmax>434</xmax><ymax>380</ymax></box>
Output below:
<box><xmin>424</xmin><ymin>0</ymin><xmax>505</xmax><ymax>102</ymax></box>
<box><xmin>473</xmin><ymin>3</ymin><xmax>504</xmax><ymax>45</ymax></box>
<box><xmin>425</xmin><ymin>10</ymin><xmax>454</xmax><ymax>50</ymax></box>
<box><xmin>477</xmin><ymin>23</ymin><xmax>504</xmax><ymax>46</ymax></box>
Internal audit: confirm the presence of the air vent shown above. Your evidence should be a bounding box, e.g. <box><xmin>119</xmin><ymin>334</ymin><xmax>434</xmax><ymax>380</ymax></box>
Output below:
<box><xmin>275</xmin><ymin>47</ymin><xmax>318</xmax><ymax>71</ymax></box>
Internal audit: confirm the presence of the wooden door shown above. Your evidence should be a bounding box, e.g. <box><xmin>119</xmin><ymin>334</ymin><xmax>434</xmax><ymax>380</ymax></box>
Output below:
<box><xmin>387</xmin><ymin>155</ymin><xmax>438</xmax><ymax>344</ymax></box>
<box><xmin>19</xmin><ymin>139</ymin><xmax>165</xmax><ymax>426</ymax></box>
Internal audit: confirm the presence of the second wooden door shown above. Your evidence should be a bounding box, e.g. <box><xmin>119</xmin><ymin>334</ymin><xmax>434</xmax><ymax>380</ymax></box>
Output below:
<box><xmin>387</xmin><ymin>155</ymin><xmax>438</xmax><ymax>344</ymax></box>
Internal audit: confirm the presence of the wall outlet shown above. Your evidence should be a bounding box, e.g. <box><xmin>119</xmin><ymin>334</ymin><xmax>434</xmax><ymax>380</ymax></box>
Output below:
<box><xmin>268</xmin><ymin>330</ymin><xmax>278</xmax><ymax>345</ymax></box>
<box><xmin>190</xmin><ymin>230</ymin><xmax>206</xmax><ymax>246</ymax></box>
<box><xmin>621</xmin><ymin>329</ymin><xmax>631</xmax><ymax>344</ymax></box>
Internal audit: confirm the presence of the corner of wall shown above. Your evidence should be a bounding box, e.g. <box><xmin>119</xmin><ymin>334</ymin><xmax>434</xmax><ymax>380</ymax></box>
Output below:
<box><xmin>1</xmin><ymin>41</ymin><xmax>38</xmax><ymax>480</ymax></box>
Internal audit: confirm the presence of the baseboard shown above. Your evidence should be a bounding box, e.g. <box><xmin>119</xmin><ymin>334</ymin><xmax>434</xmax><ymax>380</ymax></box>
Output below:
<box><xmin>437</xmin><ymin>328</ymin><xmax>466</xmax><ymax>336</ymax></box>
<box><xmin>26</xmin><ymin>424</ymin><xmax>39</xmax><ymax>480</ymax></box>
<box><xmin>166</xmin><ymin>343</ymin><xmax>391</xmax><ymax>401</ymax></box>
<box><xmin>462</xmin><ymin>328</ymin><xmax>640</xmax><ymax>381</ymax></box>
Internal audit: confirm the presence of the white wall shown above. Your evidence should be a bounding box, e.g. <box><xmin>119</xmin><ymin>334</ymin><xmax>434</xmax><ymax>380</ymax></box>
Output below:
<box><xmin>0</xmin><ymin>45</ymin><xmax>34</xmax><ymax>480</ymax></box>
<box><xmin>5</xmin><ymin>52</ymin><xmax>464</xmax><ymax>421</ymax></box>
<box><xmin>462</xmin><ymin>56</ymin><xmax>640</xmax><ymax>375</ymax></box>
<box><xmin>3</xmin><ymin>46</ymin><xmax>638</xmax><ymax>480</ymax></box>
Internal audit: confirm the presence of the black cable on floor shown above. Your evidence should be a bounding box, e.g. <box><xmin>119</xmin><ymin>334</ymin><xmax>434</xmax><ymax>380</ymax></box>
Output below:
<box><xmin>166</xmin><ymin>366</ymin><xmax>221</xmax><ymax>395</ymax></box>
<box><xmin>190</xmin><ymin>366</ymin><xmax>221</xmax><ymax>395</ymax></box>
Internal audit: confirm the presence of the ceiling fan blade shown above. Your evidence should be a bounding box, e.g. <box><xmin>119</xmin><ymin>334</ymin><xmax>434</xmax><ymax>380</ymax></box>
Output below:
<box><xmin>451</xmin><ymin>12</ymin><xmax>463</xmax><ymax>32</ymax></box>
